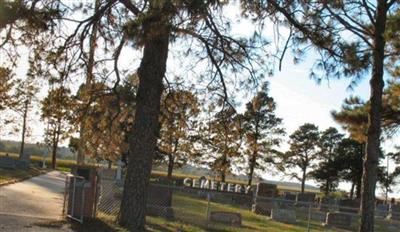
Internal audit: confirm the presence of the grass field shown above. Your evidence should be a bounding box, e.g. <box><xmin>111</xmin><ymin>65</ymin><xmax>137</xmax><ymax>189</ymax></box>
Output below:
<box><xmin>0</xmin><ymin>167</ymin><xmax>46</xmax><ymax>185</ymax></box>
<box><xmin>0</xmin><ymin>152</ymin><xmax>96</xmax><ymax>172</ymax></box>
<box><xmin>94</xmin><ymin>191</ymin><xmax>400</xmax><ymax>232</ymax></box>
<box><xmin>0</xmin><ymin>152</ymin><xmax>87</xmax><ymax>185</ymax></box>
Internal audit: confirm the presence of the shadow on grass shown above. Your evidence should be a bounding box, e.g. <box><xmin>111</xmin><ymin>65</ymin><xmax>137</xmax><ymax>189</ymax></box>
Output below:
<box><xmin>70</xmin><ymin>219</ymin><xmax>121</xmax><ymax>232</ymax></box>
<box><xmin>146</xmin><ymin>221</ymin><xmax>176</xmax><ymax>232</ymax></box>
<box><xmin>147</xmin><ymin>215</ymin><xmax>258</xmax><ymax>232</ymax></box>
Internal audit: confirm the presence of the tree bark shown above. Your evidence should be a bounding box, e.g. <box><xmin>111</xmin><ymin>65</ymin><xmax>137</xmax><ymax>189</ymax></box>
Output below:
<box><xmin>221</xmin><ymin>170</ymin><xmax>226</xmax><ymax>183</ymax></box>
<box><xmin>325</xmin><ymin>179</ymin><xmax>330</xmax><ymax>196</ymax></box>
<box><xmin>221</xmin><ymin>153</ymin><xmax>227</xmax><ymax>183</ymax></box>
<box><xmin>248</xmin><ymin>154</ymin><xmax>256</xmax><ymax>186</ymax></box>
<box><xmin>350</xmin><ymin>182</ymin><xmax>355</xmax><ymax>199</ymax></box>
<box><xmin>76</xmin><ymin>0</ymin><xmax>100</xmax><ymax>165</ymax></box>
<box><xmin>19</xmin><ymin>100</ymin><xmax>28</xmax><ymax>161</ymax></box>
<box><xmin>356</xmin><ymin>178</ymin><xmax>362</xmax><ymax>199</ymax></box>
<box><xmin>301</xmin><ymin>167</ymin><xmax>306</xmax><ymax>194</ymax></box>
<box><xmin>118</xmin><ymin>13</ymin><xmax>170</xmax><ymax>231</ymax></box>
<box><xmin>359</xmin><ymin>2</ymin><xmax>387</xmax><ymax>232</ymax></box>
<box><xmin>51</xmin><ymin>120</ymin><xmax>61</xmax><ymax>170</ymax></box>
<box><xmin>167</xmin><ymin>153</ymin><xmax>174</xmax><ymax>181</ymax></box>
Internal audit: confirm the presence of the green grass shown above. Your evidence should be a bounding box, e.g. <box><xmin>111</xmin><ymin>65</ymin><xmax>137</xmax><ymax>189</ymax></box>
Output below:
<box><xmin>0</xmin><ymin>152</ymin><xmax>97</xmax><ymax>173</ymax></box>
<box><xmin>145</xmin><ymin>193</ymin><xmax>341</xmax><ymax>232</ymax></box>
<box><xmin>0</xmin><ymin>167</ymin><xmax>46</xmax><ymax>185</ymax></box>
<box><xmin>95</xmin><ymin>191</ymin><xmax>400</xmax><ymax>232</ymax></box>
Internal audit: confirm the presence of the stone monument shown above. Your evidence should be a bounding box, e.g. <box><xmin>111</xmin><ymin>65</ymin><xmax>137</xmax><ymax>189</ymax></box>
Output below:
<box><xmin>252</xmin><ymin>183</ymin><xmax>277</xmax><ymax>216</ymax></box>
<box><xmin>387</xmin><ymin>203</ymin><xmax>400</xmax><ymax>221</ymax></box>
<box><xmin>338</xmin><ymin>198</ymin><xmax>360</xmax><ymax>214</ymax></box>
<box><xmin>324</xmin><ymin>212</ymin><xmax>352</xmax><ymax>229</ymax></box>
<box><xmin>147</xmin><ymin>181</ymin><xmax>174</xmax><ymax>219</ymax></box>
<box><xmin>209</xmin><ymin>211</ymin><xmax>242</xmax><ymax>226</ymax></box>
<box><xmin>271</xmin><ymin>209</ymin><xmax>297</xmax><ymax>224</ymax></box>
<box><xmin>295</xmin><ymin>192</ymin><xmax>316</xmax><ymax>207</ymax></box>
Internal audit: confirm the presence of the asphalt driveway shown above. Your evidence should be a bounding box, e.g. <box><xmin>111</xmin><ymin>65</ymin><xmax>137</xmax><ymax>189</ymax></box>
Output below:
<box><xmin>0</xmin><ymin>171</ymin><xmax>72</xmax><ymax>231</ymax></box>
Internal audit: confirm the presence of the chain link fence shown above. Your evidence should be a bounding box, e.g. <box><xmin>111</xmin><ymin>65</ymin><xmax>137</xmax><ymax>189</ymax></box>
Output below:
<box><xmin>94</xmin><ymin>169</ymin><xmax>400</xmax><ymax>231</ymax></box>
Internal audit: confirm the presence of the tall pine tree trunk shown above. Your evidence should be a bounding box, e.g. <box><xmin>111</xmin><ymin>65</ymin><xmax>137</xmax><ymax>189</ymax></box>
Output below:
<box><xmin>167</xmin><ymin>153</ymin><xmax>174</xmax><ymax>181</ymax></box>
<box><xmin>301</xmin><ymin>167</ymin><xmax>306</xmax><ymax>194</ymax></box>
<box><xmin>19</xmin><ymin>100</ymin><xmax>28</xmax><ymax>161</ymax></box>
<box><xmin>221</xmin><ymin>171</ymin><xmax>226</xmax><ymax>183</ymax></box>
<box><xmin>118</xmin><ymin>14</ymin><xmax>170</xmax><ymax>231</ymax></box>
<box><xmin>221</xmin><ymin>153</ymin><xmax>228</xmax><ymax>183</ymax></box>
<box><xmin>248</xmin><ymin>154</ymin><xmax>256</xmax><ymax>186</ymax></box>
<box><xmin>350</xmin><ymin>182</ymin><xmax>355</xmax><ymax>199</ymax></box>
<box><xmin>356</xmin><ymin>178</ymin><xmax>362</xmax><ymax>199</ymax></box>
<box><xmin>360</xmin><ymin>2</ymin><xmax>387</xmax><ymax>231</ymax></box>
<box><xmin>325</xmin><ymin>179</ymin><xmax>330</xmax><ymax>196</ymax></box>
<box><xmin>51</xmin><ymin>119</ymin><xmax>62</xmax><ymax>170</ymax></box>
<box><xmin>77</xmin><ymin>0</ymin><xmax>100</xmax><ymax>165</ymax></box>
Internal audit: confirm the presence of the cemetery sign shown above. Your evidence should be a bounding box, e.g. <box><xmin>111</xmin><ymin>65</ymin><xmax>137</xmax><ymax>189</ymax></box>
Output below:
<box><xmin>183</xmin><ymin>177</ymin><xmax>253</xmax><ymax>194</ymax></box>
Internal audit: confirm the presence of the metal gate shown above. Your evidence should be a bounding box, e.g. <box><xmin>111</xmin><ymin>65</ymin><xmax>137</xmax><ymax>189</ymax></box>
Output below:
<box><xmin>63</xmin><ymin>174</ymin><xmax>86</xmax><ymax>223</ymax></box>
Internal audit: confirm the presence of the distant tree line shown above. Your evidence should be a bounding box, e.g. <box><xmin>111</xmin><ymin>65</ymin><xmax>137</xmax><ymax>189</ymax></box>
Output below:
<box><xmin>0</xmin><ymin>140</ymin><xmax>75</xmax><ymax>159</ymax></box>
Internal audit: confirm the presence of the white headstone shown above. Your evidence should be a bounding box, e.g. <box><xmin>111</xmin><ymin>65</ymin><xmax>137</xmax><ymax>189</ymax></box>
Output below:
<box><xmin>42</xmin><ymin>157</ymin><xmax>47</xmax><ymax>169</ymax></box>
<box><xmin>116</xmin><ymin>159</ymin><xmax>124</xmax><ymax>180</ymax></box>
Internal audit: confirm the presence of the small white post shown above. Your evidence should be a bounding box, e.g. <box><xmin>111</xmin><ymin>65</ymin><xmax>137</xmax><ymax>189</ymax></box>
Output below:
<box><xmin>116</xmin><ymin>159</ymin><xmax>123</xmax><ymax>181</ymax></box>
<box><xmin>42</xmin><ymin>154</ymin><xmax>47</xmax><ymax>169</ymax></box>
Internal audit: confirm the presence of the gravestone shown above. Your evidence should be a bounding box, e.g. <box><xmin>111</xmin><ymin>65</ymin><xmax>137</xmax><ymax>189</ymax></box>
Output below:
<box><xmin>319</xmin><ymin>197</ymin><xmax>333</xmax><ymax>211</ymax></box>
<box><xmin>15</xmin><ymin>160</ymin><xmax>29</xmax><ymax>170</ymax></box>
<box><xmin>311</xmin><ymin>211</ymin><xmax>326</xmax><ymax>222</ymax></box>
<box><xmin>252</xmin><ymin>201</ymin><xmax>278</xmax><ymax>216</ymax></box>
<box><xmin>376</xmin><ymin>204</ymin><xmax>389</xmax><ymax>218</ymax></box>
<box><xmin>99</xmin><ymin>168</ymin><xmax>116</xmax><ymax>180</ymax></box>
<box><xmin>231</xmin><ymin>194</ymin><xmax>253</xmax><ymax>207</ymax></box>
<box><xmin>282</xmin><ymin>192</ymin><xmax>296</xmax><ymax>207</ymax></box>
<box><xmin>0</xmin><ymin>156</ymin><xmax>16</xmax><ymax>169</ymax></box>
<box><xmin>256</xmin><ymin>183</ymin><xmax>277</xmax><ymax>198</ymax></box>
<box><xmin>19</xmin><ymin>152</ymin><xmax>31</xmax><ymax>168</ymax></box>
<box><xmin>115</xmin><ymin>160</ymin><xmax>123</xmax><ymax>179</ymax></box>
<box><xmin>387</xmin><ymin>204</ymin><xmax>400</xmax><ymax>221</ymax></box>
<box><xmin>339</xmin><ymin>199</ymin><xmax>360</xmax><ymax>214</ymax></box>
<box><xmin>296</xmin><ymin>192</ymin><xmax>315</xmax><ymax>207</ymax></box>
<box><xmin>325</xmin><ymin>212</ymin><xmax>352</xmax><ymax>228</ymax></box>
<box><xmin>174</xmin><ymin>179</ymin><xmax>184</xmax><ymax>186</ymax></box>
<box><xmin>209</xmin><ymin>211</ymin><xmax>241</xmax><ymax>226</ymax></box>
<box><xmin>252</xmin><ymin>183</ymin><xmax>277</xmax><ymax>215</ymax></box>
<box><xmin>147</xmin><ymin>183</ymin><xmax>174</xmax><ymax>219</ymax></box>
<box><xmin>271</xmin><ymin>209</ymin><xmax>297</xmax><ymax>224</ymax></box>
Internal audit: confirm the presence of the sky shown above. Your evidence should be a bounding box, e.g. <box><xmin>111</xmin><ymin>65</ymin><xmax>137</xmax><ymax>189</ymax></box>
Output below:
<box><xmin>1</xmin><ymin>2</ymin><xmax>399</xmax><ymax>198</ymax></box>
<box><xmin>261</xmin><ymin>53</ymin><xmax>400</xmax><ymax>198</ymax></box>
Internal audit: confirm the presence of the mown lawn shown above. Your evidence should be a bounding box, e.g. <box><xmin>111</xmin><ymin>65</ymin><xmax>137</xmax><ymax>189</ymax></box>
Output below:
<box><xmin>94</xmin><ymin>191</ymin><xmax>400</xmax><ymax>232</ymax></box>
<box><xmin>0</xmin><ymin>152</ymin><xmax>95</xmax><ymax>173</ymax></box>
<box><xmin>145</xmin><ymin>193</ymin><xmax>343</xmax><ymax>232</ymax></box>
<box><xmin>0</xmin><ymin>167</ymin><xmax>46</xmax><ymax>185</ymax></box>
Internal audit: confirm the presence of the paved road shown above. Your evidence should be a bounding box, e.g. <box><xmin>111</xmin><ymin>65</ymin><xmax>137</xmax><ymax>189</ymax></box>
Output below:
<box><xmin>0</xmin><ymin>171</ymin><xmax>72</xmax><ymax>231</ymax></box>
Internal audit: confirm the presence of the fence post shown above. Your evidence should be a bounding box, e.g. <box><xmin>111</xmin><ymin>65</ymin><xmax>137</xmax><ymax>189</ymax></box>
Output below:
<box><xmin>307</xmin><ymin>203</ymin><xmax>312</xmax><ymax>232</ymax></box>
<box><xmin>206</xmin><ymin>192</ymin><xmax>211</xmax><ymax>228</ymax></box>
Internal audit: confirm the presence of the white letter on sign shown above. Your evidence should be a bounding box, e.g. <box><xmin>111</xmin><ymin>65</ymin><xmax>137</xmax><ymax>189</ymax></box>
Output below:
<box><xmin>183</xmin><ymin>178</ymin><xmax>192</xmax><ymax>187</ymax></box>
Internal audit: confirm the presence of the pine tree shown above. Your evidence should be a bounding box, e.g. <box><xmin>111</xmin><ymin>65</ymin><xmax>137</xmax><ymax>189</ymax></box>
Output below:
<box><xmin>284</xmin><ymin>123</ymin><xmax>320</xmax><ymax>193</ymax></box>
<box><xmin>41</xmin><ymin>86</ymin><xmax>74</xmax><ymax>169</ymax></box>
<box><xmin>242</xmin><ymin>1</ymin><xmax>399</xmax><ymax>229</ymax></box>
<box><xmin>12</xmin><ymin>76</ymin><xmax>38</xmax><ymax>162</ymax></box>
<box><xmin>335</xmin><ymin>138</ymin><xmax>365</xmax><ymax>199</ymax></box>
<box><xmin>310</xmin><ymin>127</ymin><xmax>344</xmax><ymax>196</ymax></box>
<box><xmin>243</xmin><ymin>83</ymin><xmax>285</xmax><ymax>185</ymax></box>
<box><xmin>157</xmin><ymin>88</ymin><xmax>200</xmax><ymax>180</ymax></box>
<box><xmin>205</xmin><ymin>106</ymin><xmax>242</xmax><ymax>182</ymax></box>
